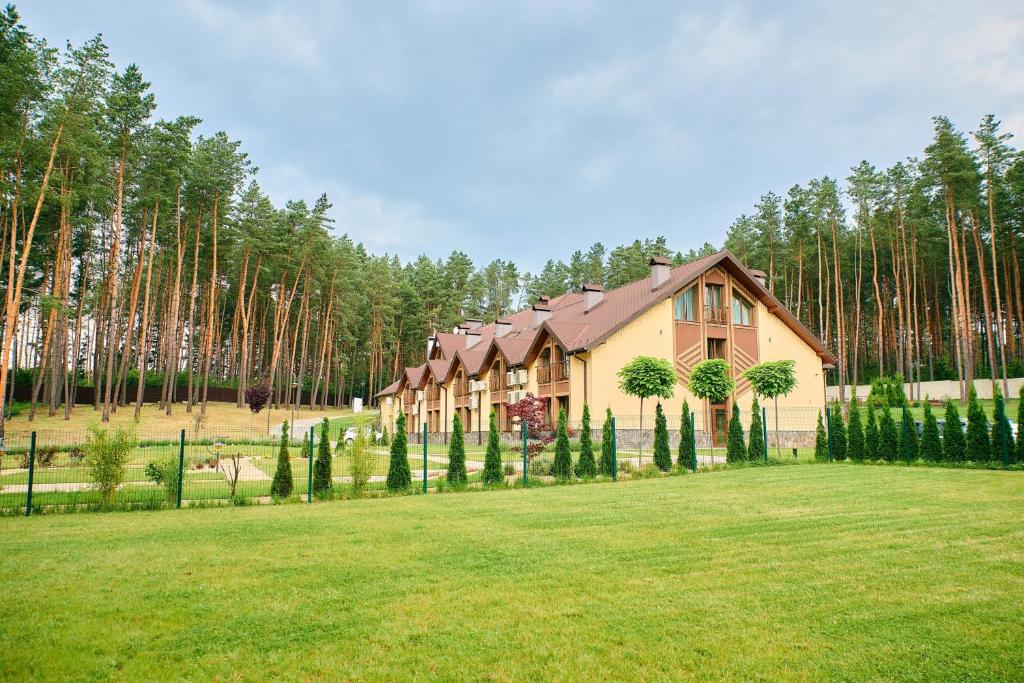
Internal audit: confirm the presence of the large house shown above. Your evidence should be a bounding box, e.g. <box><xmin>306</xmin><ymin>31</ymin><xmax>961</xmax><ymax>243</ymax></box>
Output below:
<box><xmin>377</xmin><ymin>250</ymin><xmax>836</xmax><ymax>444</ymax></box>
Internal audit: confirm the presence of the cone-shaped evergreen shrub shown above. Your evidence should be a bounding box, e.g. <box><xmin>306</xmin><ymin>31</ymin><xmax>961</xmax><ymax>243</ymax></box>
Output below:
<box><xmin>653</xmin><ymin>403</ymin><xmax>672</xmax><ymax>471</ymax></box>
<box><xmin>552</xmin><ymin>408</ymin><xmax>572</xmax><ymax>479</ymax></box>
<box><xmin>313</xmin><ymin>417</ymin><xmax>332</xmax><ymax>495</ymax></box>
<box><xmin>965</xmin><ymin>386</ymin><xmax>991</xmax><ymax>462</ymax></box>
<box><xmin>847</xmin><ymin>400</ymin><xmax>864</xmax><ymax>461</ymax></box>
<box><xmin>575</xmin><ymin>404</ymin><xmax>597</xmax><ymax>478</ymax></box>
<box><xmin>830</xmin><ymin>403</ymin><xmax>847</xmax><ymax>461</ymax></box>
<box><xmin>1017</xmin><ymin>386</ymin><xmax>1024</xmax><ymax>465</ymax></box>
<box><xmin>482</xmin><ymin>410</ymin><xmax>504</xmax><ymax>485</ymax></box>
<box><xmin>900</xmin><ymin>407</ymin><xmax>918</xmax><ymax>461</ymax></box>
<box><xmin>600</xmin><ymin>408</ymin><xmax>616</xmax><ymax>475</ymax></box>
<box><xmin>677</xmin><ymin>400</ymin><xmax>693</xmax><ymax>468</ymax></box>
<box><xmin>990</xmin><ymin>387</ymin><xmax>1012</xmax><ymax>465</ymax></box>
<box><xmin>920</xmin><ymin>401</ymin><xmax>942</xmax><ymax>462</ymax></box>
<box><xmin>942</xmin><ymin>400</ymin><xmax>965</xmax><ymax>462</ymax></box>
<box><xmin>726</xmin><ymin>402</ymin><xmax>747</xmax><ymax>463</ymax></box>
<box><xmin>864</xmin><ymin>407</ymin><xmax>879</xmax><ymax>461</ymax></box>
<box><xmin>300</xmin><ymin>431</ymin><xmax>309</xmax><ymax>461</ymax></box>
<box><xmin>447</xmin><ymin>413</ymin><xmax>468</xmax><ymax>486</ymax></box>
<box><xmin>386</xmin><ymin>411</ymin><xmax>411</xmax><ymax>491</ymax></box>
<box><xmin>270</xmin><ymin>420</ymin><xmax>294</xmax><ymax>498</ymax></box>
<box><xmin>748</xmin><ymin>396</ymin><xmax>765</xmax><ymax>461</ymax></box>
<box><xmin>878</xmin><ymin>404</ymin><xmax>899</xmax><ymax>461</ymax></box>
<box><xmin>814</xmin><ymin>410</ymin><xmax>828</xmax><ymax>462</ymax></box>
<box><xmin>380</xmin><ymin>427</ymin><xmax>390</xmax><ymax>447</ymax></box>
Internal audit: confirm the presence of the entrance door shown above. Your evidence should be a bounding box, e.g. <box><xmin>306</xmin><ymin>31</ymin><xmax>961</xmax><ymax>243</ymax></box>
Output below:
<box><xmin>711</xmin><ymin>405</ymin><xmax>728</xmax><ymax>447</ymax></box>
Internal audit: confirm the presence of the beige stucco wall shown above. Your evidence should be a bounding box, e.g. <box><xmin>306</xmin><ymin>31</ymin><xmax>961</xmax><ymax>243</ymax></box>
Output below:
<box><xmin>755</xmin><ymin>300</ymin><xmax>826</xmax><ymax>410</ymax></box>
<box><xmin>379</xmin><ymin>396</ymin><xmax>398</xmax><ymax>434</ymax></box>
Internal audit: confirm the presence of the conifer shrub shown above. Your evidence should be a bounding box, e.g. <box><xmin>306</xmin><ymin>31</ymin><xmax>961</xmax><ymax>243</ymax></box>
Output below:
<box><xmin>847</xmin><ymin>400</ymin><xmax>864</xmax><ymax>461</ymax></box>
<box><xmin>270</xmin><ymin>420</ymin><xmax>294</xmax><ymax>498</ymax></box>
<box><xmin>482</xmin><ymin>410</ymin><xmax>504</xmax><ymax>485</ymax></box>
<box><xmin>919</xmin><ymin>400</ymin><xmax>942</xmax><ymax>462</ymax></box>
<box><xmin>990</xmin><ymin>387</ymin><xmax>1012</xmax><ymax>465</ymax></box>
<box><xmin>726</xmin><ymin>402</ymin><xmax>747</xmax><ymax>463</ymax></box>
<box><xmin>864</xmin><ymin>407</ymin><xmax>879</xmax><ymax>461</ymax></box>
<box><xmin>599</xmin><ymin>408</ymin><xmax>616</xmax><ymax>476</ymax></box>
<box><xmin>1017</xmin><ymin>386</ymin><xmax>1024</xmax><ymax>465</ymax></box>
<box><xmin>814</xmin><ymin>410</ymin><xmax>828</xmax><ymax>462</ymax></box>
<box><xmin>878</xmin><ymin>404</ymin><xmax>899</xmax><ymax>462</ymax></box>
<box><xmin>830</xmin><ymin>402</ymin><xmax>847</xmax><ymax>461</ymax></box>
<box><xmin>900</xmin><ymin>407</ymin><xmax>919</xmax><ymax>461</ymax></box>
<box><xmin>313</xmin><ymin>417</ymin><xmax>332</xmax><ymax>496</ymax></box>
<box><xmin>447</xmin><ymin>413</ymin><xmax>468</xmax><ymax>486</ymax></box>
<box><xmin>748</xmin><ymin>396</ymin><xmax>765</xmax><ymax>461</ymax></box>
<box><xmin>678</xmin><ymin>400</ymin><xmax>694</xmax><ymax>468</ymax></box>
<box><xmin>652</xmin><ymin>402</ymin><xmax>672</xmax><ymax>471</ymax></box>
<box><xmin>942</xmin><ymin>400</ymin><xmax>966</xmax><ymax>463</ymax></box>
<box><xmin>386</xmin><ymin>411</ymin><xmax>412</xmax><ymax>491</ymax></box>
<box><xmin>575</xmin><ymin>404</ymin><xmax>597</xmax><ymax>478</ymax></box>
<box><xmin>349</xmin><ymin>432</ymin><xmax>370</xmax><ymax>497</ymax></box>
<box><xmin>965</xmin><ymin>387</ymin><xmax>991</xmax><ymax>462</ymax></box>
<box><xmin>380</xmin><ymin>427</ymin><xmax>390</xmax><ymax>447</ymax></box>
<box><xmin>552</xmin><ymin>408</ymin><xmax>573</xmax><ymax>480</ymax></box>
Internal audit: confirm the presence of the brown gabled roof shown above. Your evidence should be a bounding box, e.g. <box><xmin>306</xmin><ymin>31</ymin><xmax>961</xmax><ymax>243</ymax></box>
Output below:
<box><xmin>405</xmin><ymin>364</ymin><xmax>427</xmax><ymax>390</ymax></box>
<box><xmin>426</xmin><ymin>357</ymin><xmax>456</xmax><ymax>384</ymax></box>
<box><xmin>375</xmin><ymin>378</ymin><xmax>403</xmax><ymax>398</ymax></box>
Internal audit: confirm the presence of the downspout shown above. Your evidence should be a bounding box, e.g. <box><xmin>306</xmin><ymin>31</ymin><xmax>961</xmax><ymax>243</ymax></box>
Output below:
<box><xmin>476</xmin><ymin>378</ymin><xmax>483</xmax><ymax>445</ymax></box>
<box><xmin>442</xmin><ymin>385</ymin><xmax>449</xmax><ymax>445</ymax></box>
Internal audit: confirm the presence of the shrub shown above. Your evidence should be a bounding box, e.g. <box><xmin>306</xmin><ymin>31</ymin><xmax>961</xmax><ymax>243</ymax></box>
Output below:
<box><xmin>350</xmin><ymin>432</ymin><xmax>371</xmax><ymax>497</ymax></box>
<box><xmin>503</xmin><ymin>463</ymin><xmax>515</xmax><ymax>476</ymax></box>
<box><xmin>313</xmin><ymin>417</ymin><xmax>332</xmax><ymax>496</ymax></box>
<box><xmin>528</xmin><ymin>458</ymin><xmax>551</xmax><ymax>477</ymax></box>
<box><xmin>1017</xmin><ymin>386</ymin><xmax>1024</xmax><ymax>465</ymax></box>
<box><xmin>864</xmin><ymin>407</ymin><xmax>879</xmax><ymax>461</ymax></box>
<box><xmin>637</xmin><ymin>463</ymin><xmax>662</xmax><ymax>479</ymax></box>
<box><xmin>387</xmin><ymin>411</ymin><xmax>412</xmax><ymax>491</ymax></box>
<box><xmin>482</xmin><ymin>410</ymin><xmax>504</xmax><ymax>485</ymax></box>
<box><xmin>814</xmin><ymin>411</ymin><xmax>828</xmax><ymax>462</ymax></box>
<box><xmin>748</xmin><ymin>396</ymin><xmax>765</xmax><ymax>461</ymax></box>
<box><xmin>678</xmin><ymin>400</ymin><xmax>693</xmax><ymax>468</ymax></box>
<box><xmin>380</xmin><ymin>426</ymin><xmax>390</xmax><ymax>447</ymax></box>
<box><xmin>942</xmin><ymin>400</ymin><xmax>966</xmax><ymax>463</ymax></box>
<box><xmin>245</xmin><ymin>379</ymin><xmax>271</xmax><ymax>414</ymax></box>
<box><xmin>920</xmin><ymin>400</ymin><xmax>942</xmax><ymax>462</ymax></box>
<box><xmin>145</xmin><ymin>457</ymin><xmax>180</xmax><ymax>501</ymax></box>
<box><xmin>85</xmin><ymin>425</ymin><xmax>136</xmax><ymax>505</ymax></box>
<box><xmin>688</xmin><ymin>359</ymin><xmax>734</xmax><ymax>405</ymax></box>
<box><xmin>878</xmin><ymin>404</ymin><xmax>899</xmax><ymax>462</ymax></box>
<box><xmin>726</xmin><ymin>402</ymin><xmax>746</xmax><ymax>463</ymax></box>
<box><xmin>899</xmin><ymin>407</ymin><xmax>918</xmax><ymax>461</ymax></box>
<box><xmin>830</xmin><ymin>402</ymin><xmax>847</xmax><ymax>461</ymax></box>
<box><xmin>575</xmin><ymin>404</ymin><xmax>597</xmax><ymax>478</ymax></box>
<box><xmin>847</xmin><ymin>400</ymin><xmax>864</xmax><ymax>461</ymax></box>
<box><xmin>446</xmin><ymin>414</ymin><xmax>468</xmax><ymax>486</ymax></box>
<box><xmin>652</xmin><ymin>402</ymin><xmax>672</xmax><ymax>471</ymax></box>
<box><xmin>965</xmin><ymin>387</ymin><xmax>991</xmax><ymax>462</ymax></box>
<box><xmin>599</xmin><ymin>408</ymin><xmax>615</xmax><ymax>476</ymax></box>
<box><xmin>270</xmin><ymin>421</ymin><xmax>294</xmax><ymax>498</ymax></box>
<box><xmin>552</xmin><ymin>408</ymin><xmax>572</xmax><ymax>480</ymax></box>
<box><xmin>868</xmin><ymin>374</ymin><xmax>907</xmax><ymax>409</ymax></box>
<box><xmin>990</xmin><ymin>387</ymin><xmax>1012</xmax><ymax>465</ymax></box>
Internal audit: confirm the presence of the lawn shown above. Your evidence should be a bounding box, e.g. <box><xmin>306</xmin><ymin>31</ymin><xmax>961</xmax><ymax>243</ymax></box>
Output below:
<box><xmin>1</xmin><ymin>466</ymin><xmax>1022</xmax><ymax>681</ymax></box>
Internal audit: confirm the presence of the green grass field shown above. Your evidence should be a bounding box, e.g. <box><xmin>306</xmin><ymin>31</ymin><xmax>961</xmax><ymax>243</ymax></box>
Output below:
<box><xmin>0</xmin><ymin>465</ymin><xmax>1021</xmax><ymax>681</ymax></box>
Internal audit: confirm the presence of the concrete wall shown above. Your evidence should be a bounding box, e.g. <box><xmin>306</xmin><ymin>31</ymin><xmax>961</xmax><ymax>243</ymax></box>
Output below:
<box><xmin>827</xmin><ymin>377</ymin><xmax>1024</xmax><ymax>402</ymax></box>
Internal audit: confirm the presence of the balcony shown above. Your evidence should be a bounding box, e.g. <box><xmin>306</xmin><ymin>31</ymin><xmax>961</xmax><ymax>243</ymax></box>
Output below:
<box><xmin>537</xmin><ymin>359</ymin><xmax>569</xmax><ymax>384</ymax></box>
<box><xmin>489</xmin><ymin>374</ymin><xmax>504</xmax><ymax>392</ymax></box>
<box><xmin>704</xmin><ymin>305</ymin><xmax>728</xmax><ymax>325</ymax></box>
<box><xmin>453</xmin><ymin>379</ymin><xmax>470</xmax><ymax>398</ymax></box>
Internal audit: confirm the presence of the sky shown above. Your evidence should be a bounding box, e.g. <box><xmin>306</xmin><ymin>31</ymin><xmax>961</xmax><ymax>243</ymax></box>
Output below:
<box><xmin>22</xmin><ymin>1</ymin><xmax>1024</xmax><ymax>272</ymax></box>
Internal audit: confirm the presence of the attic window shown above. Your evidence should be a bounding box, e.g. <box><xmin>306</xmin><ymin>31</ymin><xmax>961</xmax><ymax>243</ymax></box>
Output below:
<box><xmin>732</xmin><ymin>293</ymin><xmax>753</xmax><ymax>326</ymax></box>
<box><xmin>674</xmin><ymin>287</ymin><xmax>696</xmax><ymax>322</ymax></box>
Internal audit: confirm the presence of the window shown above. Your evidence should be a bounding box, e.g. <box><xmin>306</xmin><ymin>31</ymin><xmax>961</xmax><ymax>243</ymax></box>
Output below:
<box><xmin>732</xmin><ymin>293</ymin><xmax>753</xmax><ymax>326</ymax></box>
<box><xmin>674</xmin><ymin>287</ymin><xmax>696</xmax><ymax>321</ymax></box>
<box><xmin>707</xmin><ymin>338</ymin><xmax>726</xmax><ymax>359</ymax></box>
<box><xmin>704</xmin><ymin>284</ymin><xmax>723</xmax><ymax>308</ymax></box>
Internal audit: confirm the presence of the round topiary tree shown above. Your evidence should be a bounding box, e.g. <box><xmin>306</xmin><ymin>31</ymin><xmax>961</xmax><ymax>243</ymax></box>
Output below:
<box><xmin>814</xmin><ymin>410</ymin><xmax>828</xmax><ymax>462</ymax></box>
<box><xmin>270</xmin><ymin>420</ymin><xmax>294</xmax><ymax>498</ymax></box>
<box><xmin>748</xmin><ymin>396</ymin><xmax>765</xmax><ymax>462</ymax></box>
<box><xmin>847</xmin><ymin>400</ymin><xmax>864</xmax><ymax>461</ymax></box>
<box><xmin>482</xmin><ymin>409</ymin><xmax>503</xmax><ymax>485</ymax></box>
<box><xmin>386</xmin><ymin>411</ymin><xmax>411</xmax><ymax>491</ymax></box>
<box><xmin>599</xmin><ymin>408</ymin><xmax>615</xmax><ymax>476</ymax></box>
<box><xmin>575</xmin><ymin>404</ymin><xmax>597</xmax><ymax>478</ymax></box>
<box><xmin>920</xmin><ymin>400</ymin><xmax>942</xmax><ymax>463</ymax></box>
<box><xmin>652</xmin><ymin>402</ymin><xmax>672</xmax><ymax>471</ymax></box>
<box><xmin>726</xmin><ymin>402</ymin><xmax>747</xmax><ymax>463</ymax></box>
<box><xmin>552</xmin><ymin>408</ymin><xmax>572</xmax><ymax>480</ymax></box>
<box><xmin>313</xmin><ymin>417</ymin><xmax>332</xmax><ymax>495</ymax></box>
<box><xmin>678</xmin><ymin>400</ymin><xmax>694</xmax><ymax>468</ymax></box>
<box><xmin>942</xmin><ymin>400</ymin><xmax>966</xmax><ymax>463</ymax></box>
<box><xmin>688</xmin><ymin>359</ymin><xmax>734</xmax><ymax>405</ymax></box>
<box><xmin>618</xmin><ymin>356</ymin><xmax>676</xmax><ymax>450</ymax></box>
<box><xmin>864</xmin><ymin>406</ymin><xmax>879</xmax><ymax>461</ymax></box>
<box><xmin>447</xmin><ymin>413</ymin><xmax>467</xmax><ymax>486</ymax></box>
<box><xmin>878</xmin><ymin>403</ymin><xmax>899</xmax><ymax>462</ymax></box>
<box><xmin>965</xmin><ymin>386</ymin><xmax>991</xmax><ymax>462</ymax></box>
<box><xmin>742</xmin><ymin>360</ymin><xmax>797</xmax><ymax>457</ymax></box>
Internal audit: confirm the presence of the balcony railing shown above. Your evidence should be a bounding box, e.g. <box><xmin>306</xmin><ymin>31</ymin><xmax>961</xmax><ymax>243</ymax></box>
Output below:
<box><xmin>704</xmin><ymin>305</ymin><xmax>728</xmax><ymax>325</ymax></box>
<box><xmin>537</xmin><ymin>359</ymin><xmax>569</xmax><ymax>384</ymax></box>
<box><xmin>489</xmin><ymin>374</ymin><xmax>504</xmax><ymax>391</ymax></box>
<box><xmin>453</xmin><ymin>380</ymin><xmax>470</xmax><ymax>398</ymax></box>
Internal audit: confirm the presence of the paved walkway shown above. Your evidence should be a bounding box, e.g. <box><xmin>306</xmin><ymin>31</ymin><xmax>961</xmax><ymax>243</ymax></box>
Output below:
<box><xmin>217</xmin><ymin>457</ymin><xmax>270</xmax><ymax>481</ymax></box>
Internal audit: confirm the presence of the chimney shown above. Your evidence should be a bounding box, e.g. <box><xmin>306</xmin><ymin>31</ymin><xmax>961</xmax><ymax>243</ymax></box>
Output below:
<box><xmin>495</xmin><ymin>318</ymin><xmax>512</xmax><ymax>337</ymax></box>
<box><xmin>582</xmin><ymin>283</ymin><xmax>604</xmax><ymax>312</ymax></box>
<box><xmin>538</xmin><ymin>295</ymin><xmax>550</xmax><ymax>305</ymax></box>
<box><xmin>464</xmin><ymin>318</ymin><xmax>483</xmax><ymax>330</ymax></box>
<box><xmin>750</xmin><ymin>269</ymin><xmax>767</xmax><ymax>288</ymax></box>
<box><xmin>650</xmin><ymin>256</ymin><xmax>671</xmax><ymax>290</ymax></box>
<box><xmin>465</xmin><ymin>330</ymin><xmax>481</xmax><ymax>349</ymax></box>
<box><xmin>427</xmin><ymin>335</ymin><xmax>436</xmax><ymax>357</ymax></box>
<box><xmin>532</xmin><ymin>303</ymin><xmax>551</xmax><ymax>327</ymax></box>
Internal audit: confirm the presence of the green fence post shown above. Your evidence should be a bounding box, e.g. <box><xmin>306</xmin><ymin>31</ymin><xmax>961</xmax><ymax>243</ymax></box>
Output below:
<box><xmin>307</xmin><ymin>425</ymin><xmax>314</xmax><ymax>503</ymax></box>
<box><xmin>826</xmin><ymin>406</ymin><xmax>834</xmax><ymax>463</ymax></box>
<box><xmin>690</xmin><ymin>413</ymin><xmax>697</xmax><ymax>472</ymax></box>
<box><xmin>176</xmin><ymin>429</ymin><xmax>185</xmax><ymax>508</ymax></box>
<box><xmin>521</xmin><ymin>421</ymin><xmax>528</xmax><ymax>485</ymax></box>
<box><xmin>422</xmin><ymin>422</ymin><xmax>428</xmax><ymax>494</ymax></box>
<box><xmin>762</xmin><ymin>406</ymin><xmax>769</xmax><ymax>463</ymax></box>
<box><xmin>611</xmin><ymin>416</ymin><xmax>617</xmax><ymax>481</ymax></box>
<box><xmin>24</xmin><ymin>432</ymin><xmax>36</xmax><ymax>517</ymax></box>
